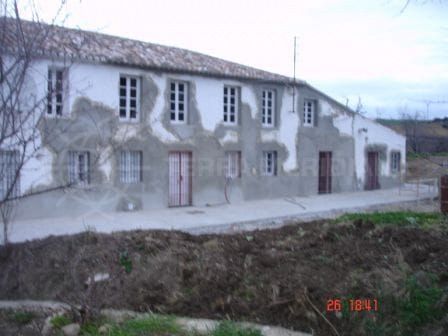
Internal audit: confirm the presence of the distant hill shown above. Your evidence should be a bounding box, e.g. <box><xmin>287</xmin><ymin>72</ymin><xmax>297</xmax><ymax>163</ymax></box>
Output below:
<box><xmin>376</xmin><ymin>117</ymin><xmax>448</xmax><ymax>153</ymax></box>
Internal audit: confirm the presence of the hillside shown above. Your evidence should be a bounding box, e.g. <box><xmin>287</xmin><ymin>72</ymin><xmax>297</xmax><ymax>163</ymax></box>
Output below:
<box><xmin>377</xmin><ymin>118</ymin><xmax>448</xmax><ymax>153</ymax></box>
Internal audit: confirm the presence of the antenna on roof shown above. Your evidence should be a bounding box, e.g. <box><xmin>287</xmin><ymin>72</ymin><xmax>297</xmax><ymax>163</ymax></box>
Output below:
<box><xmin>292</xmin><ymin>36</ymin><xmax>298</xmax><ymax>114</ymax></box>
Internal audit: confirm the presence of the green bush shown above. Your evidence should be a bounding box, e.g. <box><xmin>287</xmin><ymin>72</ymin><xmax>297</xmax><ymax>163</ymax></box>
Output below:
<box><xmin>365</xmin><ymin>273</ymin><xmax>444</xmax><ymax>336</ymax></box>
<box><xmin>399</xmin><ymin>275</ymin><xmax>444</xmax><ymax>333</ymax></box>
<box><xmin>119</xmin><ymin>250</ymin><xmax>133</xmax><ymax>274</ymax></box>
<box><xmin>51</xmin><ymin>314</ymin><xmax>72</xmax><ymax>329</ymax></box>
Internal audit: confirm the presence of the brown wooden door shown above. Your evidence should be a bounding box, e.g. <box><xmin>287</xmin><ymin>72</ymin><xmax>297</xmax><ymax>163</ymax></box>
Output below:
<box><xmin>318</xmin><ymin>151</ymin><xmax>332</xmax><ymax>194</ymax></box>
<box><xmin>169</xmin><ymin>151</ymin><xmax>192</xmax><ymax>207</ymax></box>
<box><xmin>365</xmin><ymin>151</ymin><xmax>379</xmax><ymax>190</ymax></box>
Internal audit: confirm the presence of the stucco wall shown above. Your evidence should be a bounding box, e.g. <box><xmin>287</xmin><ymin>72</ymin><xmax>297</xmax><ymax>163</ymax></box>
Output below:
<box><xmin>9</xmin><ymin>58</ymin><xmax>406</xmax><ymax>220</ymax></box>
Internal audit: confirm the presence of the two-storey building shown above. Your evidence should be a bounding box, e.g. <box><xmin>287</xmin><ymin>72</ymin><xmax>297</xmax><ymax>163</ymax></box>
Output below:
<box><xmin>1</xmin><ymin>18</ymin><xmax>406</xmax><ymax>220</ymax></box>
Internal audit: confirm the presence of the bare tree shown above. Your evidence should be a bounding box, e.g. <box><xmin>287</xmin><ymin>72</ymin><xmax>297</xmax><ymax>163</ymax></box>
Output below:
<box><xmin>0</xmin><ymin>0</ymin><xmax>70</xmax><ymax>245</ymax></box>
<box><xmin>399</xmin><ymin>109</ymin><xmax>423</xmax><ymax>153</ymax></box>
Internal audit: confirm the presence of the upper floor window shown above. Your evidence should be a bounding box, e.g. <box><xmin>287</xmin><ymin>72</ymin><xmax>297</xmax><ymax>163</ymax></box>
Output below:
<box><xmin>262</xmin><ymin>151</ymin><xmax>277</xmax><ymax>176</ymax></box>
<box><xmin>391</xmin><ymin>151</ymin><xmax>401</xmax><ymax>173</ymax></box>
<box><xmin>47</xmin><ymin>68</ymin><xmax>65</xmax><ymax>116</ymax></box>
<box><xmin>0</xmin><ymin>150</ymin><xmax>20</xmax><ymax>200</ymax></box>
<box><xmin>119</xmin><ymin>75</ymin><xmax>140</xmax><ymax>120</ymax></box>
<box><xmin>224</xmin><ymin>151</ymin><xmax>241</xmax><ymax>179</ymax></box>
<box><xmin>120</xmin><ymin>150</ymin><xmax>142</xmax><ymax>183</ymax></box>
<box><xmin>223</xmin><ymin>86</ymin><xmax>238</xmax><ymax>125</ymax></box>
<box><xmin>303</xmin><ymin>99</ymin><xmax>316</xmax><ymax>126</ymax></box>
<box><xmin>262</xmin><ymin>89</ymin><xmax>275</xmax><ymax>127</ymax></box>
<box><xmin>68</xmin><ymin>151</ymin><xmax>90</xmax><ymax>186</ymax></box>
<box><xmin>170</xmin><ymin>81</ymin><xmax>188</xmax><ymax>123</ymax></box>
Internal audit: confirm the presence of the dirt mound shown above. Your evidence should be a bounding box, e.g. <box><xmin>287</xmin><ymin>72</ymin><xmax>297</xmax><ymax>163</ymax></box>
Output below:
<box><xmin>1</xmin><ymin>219</ymin><xmax>447</xmax><ymax>335</ymax></box>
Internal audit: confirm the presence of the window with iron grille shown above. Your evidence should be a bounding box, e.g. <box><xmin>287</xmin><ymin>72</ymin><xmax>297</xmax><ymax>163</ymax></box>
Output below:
<box><xmin>120</xmin><ymin>151</ymin><xmax>142</xmax><ymax>183</ymax></box>
<box><xmin>262</xmin><ymin>151</ymin><xmax>277</xmax><ymax>176</ymax></box>
<box><xmin>223</xmin><ymin>86</ymin><xmax>238</xmax><ymax>124</ymax></box>
<box><xmin>262</xmin><ymin>89</ymin><xmax>275</xmax><ymax>126</ymax></box>
<box><xmin>391</xmin><ymin>151</ymin><xmax>401</xmax><ymax>173</ymax></box>
<box><xmin>224</xmin><ymin>151</ymin><xmax>241</xmax><ymax>178</ymax></box>
<box><xmin>303</xmin><ymin>99</ymin><xmax>315</xmax><ymax>126</ymax></box>
<box><xmin>47</xmin><ymin>68</ymin><xmax>65</xmax><ymax>116</ymax></box>
<box><xmin>170</xmin><ymin>81</ymin><xmax>188</xmax><ymax>123</ymax></box>
<box><xmin>0</xmin><ymin>56</ymin><xmax>4</xmax><ymax>83</ymax></box>
<box><xmin>68</xmin><ymin>151</ymin><xmax>90</xmax><ymax>186</ymax></box>
<box><xmin>0</xmin><ymin>150</ymin><xmax>20</xmax><ymax>200</ymax></box>
<box><xmin>119</xmin><ymin>75</ymin><xmax>140</xmax><ymax>120</ymax></box>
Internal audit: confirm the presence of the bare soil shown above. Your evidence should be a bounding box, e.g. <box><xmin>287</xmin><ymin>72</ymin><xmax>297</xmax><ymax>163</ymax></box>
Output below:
<box><xmin>1</xmin><ymin>218</ymin><xmax>447</xmax><ymax>335</ymax></box>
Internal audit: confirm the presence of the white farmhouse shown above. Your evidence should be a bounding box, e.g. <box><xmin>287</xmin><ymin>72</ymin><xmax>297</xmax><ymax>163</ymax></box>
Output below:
<box><xmin>0</xmin><ymin>18</ymin><xmax>405</xmax><ymax>220</ymax></box>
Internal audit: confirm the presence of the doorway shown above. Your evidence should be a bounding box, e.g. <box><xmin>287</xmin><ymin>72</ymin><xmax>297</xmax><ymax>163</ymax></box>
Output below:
<box><xmin>318</xmin><ymin>151</ymin><xmax>332</xmax><ymax>194</ymax></box>
<box><xmin>365</xmin><ymin>151</ymin><xmax>380</xmax><ymax>190</ymax></box>
<box><xmin>168</xmin><ymin>151</ymin><xmax>192</xmax><ymax>207</ymax></box>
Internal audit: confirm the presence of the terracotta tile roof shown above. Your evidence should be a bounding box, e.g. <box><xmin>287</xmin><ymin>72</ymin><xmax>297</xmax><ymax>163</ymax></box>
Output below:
<box><xmin>1</xmin><ymin>17</ymin><xmax>303</xmax><ymax>84</ymax></box>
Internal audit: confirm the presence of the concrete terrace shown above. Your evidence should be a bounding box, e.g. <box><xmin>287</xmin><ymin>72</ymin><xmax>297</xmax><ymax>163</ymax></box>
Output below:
<box><xmin>5</xmin><ymin>184</ymin><xmax>438</xmax><ymax>244</ymax></box>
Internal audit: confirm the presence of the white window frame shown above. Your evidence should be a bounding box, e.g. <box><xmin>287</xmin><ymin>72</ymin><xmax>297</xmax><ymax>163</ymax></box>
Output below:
<box><xmin>224</xmin><ymin>151</ymin><xmax>241</xmax><ymax>179</ymax></box>
<box><xmin>170</xmin><ymin>81</ymin><xmax>188</xmax><ymax>124</ymax></box>
<box><xmin>303</xmin><ymin>99</ymin><xmax>315</xmax><ymax>126</ymax></box>
<box><xmin>120</xmin><ymin>150</ymin><xmax>142</xmax><ymax>183</ymax></box>
<box><xmin>0</xmin><ymin>150</ymin><xmax>20</xmax><ymax>200</ymax></box>
<box><xmin>223</xmin><ymin>85</ymin><xmax>239</xmax><ymax>125</ymax></box>
<box><xmin>391</xmin><ymin>151</ymin><xmax>401</xmax><ymax>173</ymax></box>
<box><xmin>262</xmin><ymin>151</ymin><xmax>277</xmax><ymax>176</ymax></box>
<box><xmin>262</xmin><ymin>89</ymin><xmax>275</xmax><ymax>127</ymax></box>
<box><xmin>68</xmin><ymin>151</ymin><xmax>90</xmax><ymax>186</ymax></box>
<box><xmin>47</xmin><ymin>68</ymin><xmax>66</xmax><ymax>116</ymax></box>
<box><xmin>119</xmin><ymin>75</ymin><xmax>140</xmax><ymax>121</ymax></box>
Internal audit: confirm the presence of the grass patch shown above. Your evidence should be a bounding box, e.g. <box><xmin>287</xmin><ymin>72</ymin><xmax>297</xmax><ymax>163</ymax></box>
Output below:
<box><xmin>120</xmin><ymin>315</ymin><xmax>181</xmax><ymax>335</ymax></box>
<box><xmin>336</xmin><ymin>212</ymin><xmax>445</xmax><ymax>229</ymax></box>
<box><xmin>398</xmin><ymin>275</ymin><xmax>444</xmax><ymax>333</ymax></box>
<box><xmin>364</xmin><ymin>273</ymin><xmax>444</xmax><ymax>336</ymax></box>
<box><xmin>80</xmin><ymin>316</ymin><xmax>262</xmax><ymax>336</ymax></box>
<box><xmin>8</xmin><ymin>311</ymin><xmax>35</xmax><ymax>325</ymax></box>
<box><xmin>51</xmin><ymin>314</ymin><xmax>72</xmax><ymax>329</ymax></box>
<box><xmin>212</xmin><ymin>321</ymin><xmax>262</xmax><ymax>336</ymax></box>
<box><xmin>80</xmin><ymin>315</ymin><xmax>182</xmax><ymax>336</ymax></box>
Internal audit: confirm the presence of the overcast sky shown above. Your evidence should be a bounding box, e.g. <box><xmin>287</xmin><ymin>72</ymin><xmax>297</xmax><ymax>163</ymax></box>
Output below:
<box><xmin>20</xmin><ymin>0</ymin><xmax>448</xmax><ymax>119</ymax></box>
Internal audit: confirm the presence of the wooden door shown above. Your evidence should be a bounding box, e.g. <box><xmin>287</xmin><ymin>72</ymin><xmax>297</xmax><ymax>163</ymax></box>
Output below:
<box><xmin>169</xmin><ymin>151</ymin><xmax>192</xmax><ymax>207</ymax></box>
<box><xmin>365</xmin><ymin>151</ymin><xmax>379</xmax><ymax>190</ymax></box>
<box><xmin>318</xmin><ymin>151</ymin><xmax>332</xmax><ymax>194</ymax></box>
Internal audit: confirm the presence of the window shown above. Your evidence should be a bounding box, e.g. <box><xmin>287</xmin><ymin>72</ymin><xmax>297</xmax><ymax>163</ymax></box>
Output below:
<box><xmin>0</xmin><ymin>150</ymin><xmax>20</xmax><ymax>199</ymax></box>
<box><xmin>119</xmin><ymin>75</ymin><xmax>140</xmax><ymax>120</ymax></box>
<box><xmin>120</xmin><ymin>151</ymin><xmax>142</xmax><ymax>183</ymax></box>
<box><xmin>224</xmin><ymin>151</ymin><xmax>241</xmax><ymax>178</ymax></box>
<box><xmin>0</xmin><ymin>56</ymin><xmax>3</xmax><ymax>83</ymax></box>
<box><xmin>262</xmin><ymin>151</ymin><xmax>277</xmax><ymax>176</ymax></box>
<box><xmin>68</xmin><ymin>151</ymin><xmax>90</xmax><ymax>186</ymax></box>
<box><xmin>262</xmin><ymin>89</ymin><xmax>275</xmax><ymax>126</ymax></box>
<box><xmin>391</xmin><ymin>152</ymin><xmax>401</xmax><ymax>173</ymax></box>
<box><xmin>303</xmin><ymin>99</ymin><xmax>315</xmax><ymax>126</ymax></box>
<box><xmin>223</xmin><ymin>86</ymin><xmax>238</xmax><ymax>124</ymax></box>
<box><xmin>170</xmin><ymin>81</ymin><xmax>188</xmax><ymax>123</ymax></box>
<box><xmin>47</xmin><ymin>68</ymin><xmax>65</xmax><ymax>116</ymax></box>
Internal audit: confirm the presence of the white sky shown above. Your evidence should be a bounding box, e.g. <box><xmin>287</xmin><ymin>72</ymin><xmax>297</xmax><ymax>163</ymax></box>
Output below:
<box><xmin>18</xmin><ymin>0</ymin><xmax>448</xmax><ymax>119</ymax></box>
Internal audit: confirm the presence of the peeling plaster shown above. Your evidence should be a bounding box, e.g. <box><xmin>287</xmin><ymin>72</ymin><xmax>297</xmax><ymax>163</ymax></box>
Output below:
<box><xmin>12</xmin><ymin>60</ymin><xmax>406</xmax><ymax>220</ymax></box>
